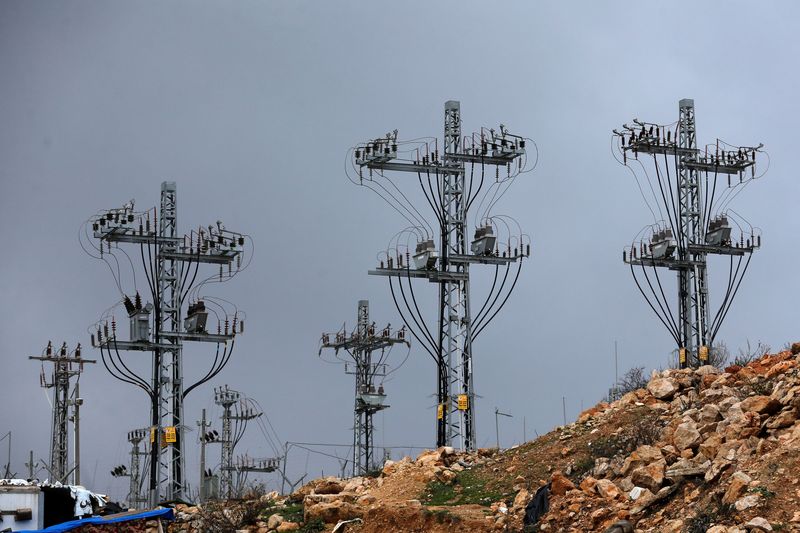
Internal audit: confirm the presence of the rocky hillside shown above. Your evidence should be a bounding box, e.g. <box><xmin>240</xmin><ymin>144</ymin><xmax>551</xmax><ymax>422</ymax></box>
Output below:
<box><xmin>169</xmin><ymin>347</ymin><xmax>800</xmax><ymax>532</ymax></box>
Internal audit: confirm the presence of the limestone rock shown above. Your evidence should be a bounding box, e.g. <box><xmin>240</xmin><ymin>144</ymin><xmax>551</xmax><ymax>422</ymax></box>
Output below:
<box><xmin>630</xmin><ymin>460</ymin><xmax>665</xmax><ymax>493</ymax></box>
<box><xmin>740</xmin><ymin>395</ymin><xmax>781</xmax><ymax>415</ymax></box>
<box><xmin>745</xmin><ymin>516</ymin><xmax>772</xmax><ymax>531</ymax></box>
<box><xmin>276</xmin><ymin>522</ymin><xmax>299</xmax><ymax>532</ymax></box>
<box><xmin>647</xmin><ymin>377</ymin><xmax>679</xmax><ymax>400</ymax></box>
<box><xmin>734</xmin><ymin>493</ymin><xmax>760</xmax><ymax>511</ymax></box>
<box><xmin>266</xmin><ymin>513</ymin><xmax>284</xmax><ymax>529</ymax></box>
<box><xmin>304</xmin><ymin>500</ymin><xmax>363</xmax><ymax>524</ymax></box>
<box><xmin>595</xmin><ymin>479</ymin><xmax>622</xmax><ymax>500</ymax></box>
<box><xmin>673</xmin><ymin>421</ymin><xmax>702</xmax><ymax>451</ymax></box>
<box><xmin>722</xmin><ymin>471</ymin><xmax>752</xmax><ymax>504</ymax></box>
<box><xmin>550</xmin><ymin>471</ymin><xmax>574</xmax><ymax>496</ymax></box>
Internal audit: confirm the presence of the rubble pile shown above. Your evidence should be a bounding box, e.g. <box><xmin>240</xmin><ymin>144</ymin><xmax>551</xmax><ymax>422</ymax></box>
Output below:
<box><xmin>534</xmin><ymin>348</ymin><xmax>800</xmax><ymax>532</ymax></box>
<box><xmin>167</xmin><ymin>347</ymin><xmax>800</xmax><ymax>532</ymax></box>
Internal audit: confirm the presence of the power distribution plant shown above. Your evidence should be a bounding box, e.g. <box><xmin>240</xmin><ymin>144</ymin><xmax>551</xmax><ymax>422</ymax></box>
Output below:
<box><xmin>613</xmin><ymin>99</ymin><xmax>766</xmax><ymax>367</ymax></box>
<box><xmin>319</xmin><ymin>300</ymin><xmax>409</xmax><ymax>476</ymax></box>
<box><xmin>348</xmin><ymin>101</ymin><xmax>535</xmax><ymax>451</ymax></box>
<box><xmin>83</xmin><ymin>181</ymin><xmax>250</xmax><ymax>505</ymax></box>
<box><xmin>29</xmin><ymin>342</ymin><xmax>95</xmax><ymax>485</ymax></box>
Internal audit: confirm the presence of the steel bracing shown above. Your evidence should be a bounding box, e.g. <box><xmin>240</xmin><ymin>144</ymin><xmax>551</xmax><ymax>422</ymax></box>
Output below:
<box><xmin>350</xmin><ymin>101</ymin><xmax>533</xmax><ymax>450</ymax></box>
<box><xmin>30</xmin><ymin>342</ymin><xmax>95</xmax><ymax>484</ymax></box>
<box><xmin>615</xmin><ymin>99</ymin><xmax>765</xmax><ymax>367</ymax></box>
<box><xmin>127</xmin><ymin>429</ymin><xmax>148</xmax><ymax>507</ymax></box>
<box><xmin>320</xmin><ymin>300</ymin><xmax>408</xmax><ymax>476</ymax></box>
<box><xmin>87</xmin><ymin>181</ymin><xmax>247</xmax><ymax>505</ymax></box>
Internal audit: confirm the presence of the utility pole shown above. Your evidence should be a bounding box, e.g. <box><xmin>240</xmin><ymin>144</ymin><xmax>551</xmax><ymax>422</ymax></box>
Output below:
<box><xmin>213</xmin><ymin>385</ymin><xmax>263</xmax><ymax>499</ymax></box>
<box><xmin>197</xmin><ymin>409</ymin><xmax>210</xmax><ymax>502</ymax></box>
<box><xmin>30</xmin><ymin>342</ymin><xmax>95</xmax><ymax>484</ymax></box>
<box><xmin>127</xmin><ymin>429</ymin><xmax>147</xmax><ymax>508</ymax></box>
<box><xmin>351</xmin><ymin>101</ymin><xmax>533</xmax><ymax>450</ymax></box>
<box><xmin>1</xmin><ymin>432</ymin><xmax>11</xmax><ymax>479</ymax></box>
<box><xmin>616</xmin><ymin>99</ymin><xmax>764</xmax><ymax>368</ymax></box>
<box><xmin>320</xmin><ymin>300</ymin><xmax>408</xmax><ymax>476</ymax></box>
<box><xmin>88</xmin><ymin>182</ymin><xmax>248</xmax><ymax>504</ymax></box>
<box><xmin>69</xmin><ymin>383</ymin><xmax>84</xmax><ymax>485</ymax></box>
<box><xmin>214</xmin><ymin>386</ymin><xmax>239</xmax><ymax>500</ymax></box>
<box><xmin>494</xmin><ymin>408</ymin><xmax>512</xmax><ymax>450</ymax></box>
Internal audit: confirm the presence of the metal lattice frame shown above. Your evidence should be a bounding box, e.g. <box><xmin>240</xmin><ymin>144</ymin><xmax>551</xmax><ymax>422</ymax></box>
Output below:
<box><xmin>30</xmin><ymin>344</ymin><xmax>95</xmax><ymax>484</ymax></box>
<box><xmin>439</xmin><ymin>101</ymin><xmax>475</xmax><ymax>450</ymax></box>
<box><xmin>677</xmin><ymin>99</ymin><xmax>711</xmax><ymax>359</ymax></box>
<box><xmin>128</xmin><ymin>429</ymin><xmax>147</xmax><ymax>507</ymax></box>
<box><xmin>355</xmin><ymin>101</ymin><xmax>530</xmax><ymax>451</ymax></box>
<box><xmin>618</xmin><ymin>98</ymin><xmax>764</xmax><ymax>368</ymax></box>
<box><xmin>320</xmin><ymin>300</ymin><xmax>407</xmax><ymax>476</ymax></box>
<box><xmin>214</xmin><ymin>386</ymin><xmax>239</xmax><ymax>500</ymax></box>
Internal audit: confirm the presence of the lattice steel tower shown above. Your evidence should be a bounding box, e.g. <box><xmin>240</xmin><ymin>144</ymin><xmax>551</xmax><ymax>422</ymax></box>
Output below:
<box><xmin>30</xmin><ymin>342</ymin><xmax>95</xmax><ymax>484</ymax></box>
<box><xmin>350</xmin><ymin>101</ymin><xmax>533</xmax><ymax>450</ymax></box>
<box><xmin>127</xmin><ymin>429</ymin><xmax>148</xmax><ymax>508</ymax></box>
<box><xmin>214</xmin><ymin>385</ymin><xmax>239</xmax><ymax>500</ymax></box>
<box><xmin>320</xmin><ymin>300</ymin><xmax>408</xmax><ymax>475</ymax></box>
<box><xmin>615</xmin><ymin>99</ymin><xmax>765</xmax><ymax>367</ymax></box>
<box><xmin>88</xmin><ymin>181</ymin><xmax>247</xmax><ymax>504</ymax></box>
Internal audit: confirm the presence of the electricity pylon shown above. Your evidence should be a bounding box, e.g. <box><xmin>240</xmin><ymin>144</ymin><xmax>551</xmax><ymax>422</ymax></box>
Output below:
<box><xmin>127</xmin><ymin>429</ymin><xmax>147</xmax><ymax>507</ymax></box>
<box><xmin>615</xmin><ymin>98</ymin><xmax>765</xmax><ymax>367</ymax></box>
<box><xmin>214</xmin><ymin>385</ymin><xmax>261</xmax><ymax>499</ymax></box>
<box><xmin>88</xmin><ymin>181</ymin><xmax>247</xmax><ymax>504</ymax></box>
<box><xmin>30</xmin><ymin>342</ymin><xmax>95</xmax><ymax>484</ymax></box>
<box><xmin>320</xmin><ymin>300</ymin><xmax>408</xmax><ymax>476</ymax></box>
<box><xmin>350</xmin><ymin>101</ymin><xmax>533</xmax><ymax>450</ymax></box>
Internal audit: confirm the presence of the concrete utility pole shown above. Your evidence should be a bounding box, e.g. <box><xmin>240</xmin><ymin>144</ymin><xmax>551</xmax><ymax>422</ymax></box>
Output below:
<box><xmin>320</xmin><ymin>300</ymin><xmax>408</xmax><ymax>476</ymax></box>
<box><xmin>88</xmin><ymin>182</ymin><xmax>248</xmax><ymax>504</ymax></box>
<box><xmin>616</xmin><ymin>99</ymin><xmax>764</xmax><ymax>368</ymax></box>
<box><xmin>30</xmin><ymin>342</ymin><xmax>95</xmax><ymax>484</ymax></box>
<box><xmin>351</xmin><ymin>101</ymin><xmax>534</xmax><ymax>451</ymax></box>
<box><xmin>197</xmin><ymin>409</ymin><xmax>210</xmax><ymax>502</ymax></box>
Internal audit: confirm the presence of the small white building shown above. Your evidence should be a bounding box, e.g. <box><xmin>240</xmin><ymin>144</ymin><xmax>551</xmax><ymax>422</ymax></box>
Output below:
<box><xmin>0</xmin><ymin>483</ymin><xmax>44</xmax><ymax>531</ymax></box>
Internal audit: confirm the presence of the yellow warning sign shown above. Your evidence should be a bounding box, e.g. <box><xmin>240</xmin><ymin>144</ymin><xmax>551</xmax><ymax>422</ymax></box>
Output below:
<box><xmin>457</xmin><ymin>394</ymin><xmax>468</xmax><ymax>411</ymax></box>
<box><xmin>165</xmin><ymin>426</ymin><xmax>177</xmax><ymax>443</ymax></box>
<box><xmin>437</xmin><ymin>404</ymin><xmax>444</xmax><ymax>420</ymax></box>
<box><xmin>150</xmin><ymin>427</ymin><xmax>156</xmax><ymax>444</ymax></box>
<box><xmin>699</xmin><ymin>345</ymin><xmax>709</xmax><ymax>362</ymax></box>
<box><xmin>679</xmin><ymin>348</ymin><xmax>687</xmax><ymax>364</ymax></box>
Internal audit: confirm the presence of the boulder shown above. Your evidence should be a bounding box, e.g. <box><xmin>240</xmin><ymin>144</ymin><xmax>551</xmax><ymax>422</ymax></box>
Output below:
<box><xmin>276</xmin><ymin>522</ymin><xmax>300</xmax><ymax>532</ymax></box>
<box><xmin>550</xmin><ymin>471</ymin><xmax>574</xmax><ymax>496</ymax></box>
<box><xmin>740</xmin><ymin>395</ymin><xmax>781</xmax><ymax>415</ymax></box>
<box><xmin>734</xmin><ymin>493</ymin><xmax>760</xmax><ymax>511</ymax></box>
<box><xmin>722</xmin><ymin>471</ymin><xmax>751</xmax><ymax>504</ymax></box>
<box><xmin>266</xmin><ymin>514</ymin><xmax>284</xmax><ymax>530</ymax></box>
<box><xmin>595</xmin><ymin>479</ymin><xmax>622</xmax><ymax>500</ymax></box>
<box><xmin>673</xmin><ymin>421</ymin><xmax>702</xmax><ymax>451</ymax></box>
<box><xmin>630</xmin><ymin>460</ymin><xmax>665</xmax><ymax>493</ymax></box>
<box><xmin>745</xmin><ymin>517</ymin><xmax>773</xmax><ymax>531</ymax></box>
<box><xmin>304</xmin><ymin>500</ymin><xmax>363</xmax><ymax>524</ymax></box>
<box><xmin>647</xmin><ymin>378</ymin><xmax>679</xmax><ymax>400</ymax></box>
<box><xmin>579</xmin><ymin>476</ymin><xmax>598</xmax><ymax>495</ymax></box>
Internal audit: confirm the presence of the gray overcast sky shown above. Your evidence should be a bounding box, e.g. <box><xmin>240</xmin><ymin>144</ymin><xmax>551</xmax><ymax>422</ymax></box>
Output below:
<box><xmin>1</xmin><ymin>1</ymin><xmax>798</xmax><ymax>501</ymax></box>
